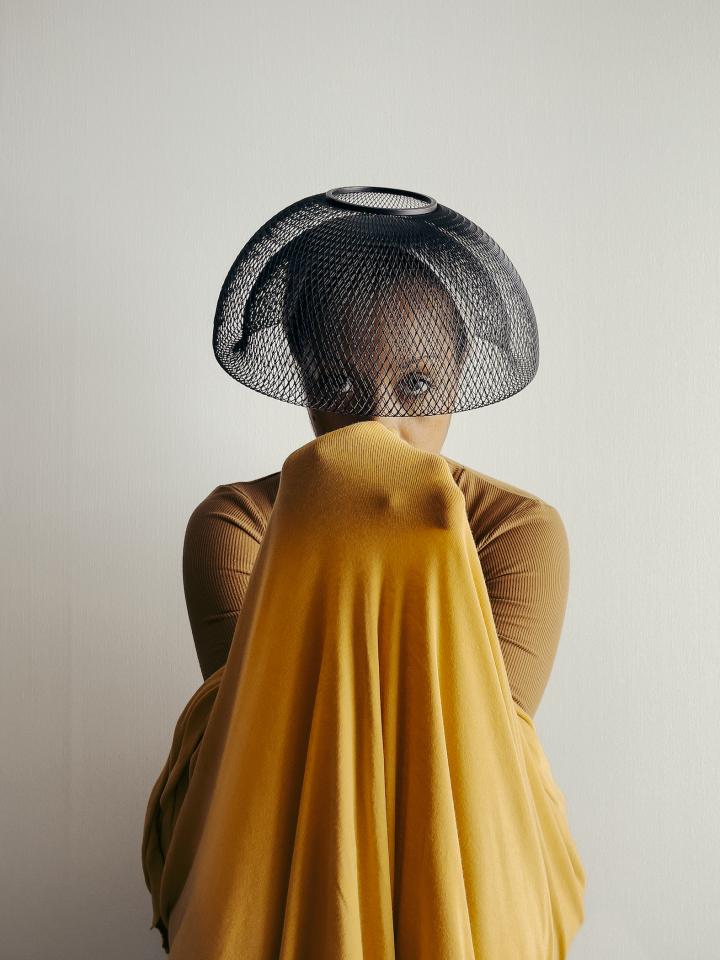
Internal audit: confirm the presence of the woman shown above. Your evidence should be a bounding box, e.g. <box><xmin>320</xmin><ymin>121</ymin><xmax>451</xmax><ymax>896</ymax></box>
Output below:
<box><xmin>142</xmin><ymin>186</ymin><xmax>586</xmax><ymax>958</ymax></box>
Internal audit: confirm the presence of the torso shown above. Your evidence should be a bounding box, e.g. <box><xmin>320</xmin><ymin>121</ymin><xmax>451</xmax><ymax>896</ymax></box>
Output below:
<box><xmin>182</xmin><ymin>455</ymin><xmax>570</xmax><ymax>718</ymax></box>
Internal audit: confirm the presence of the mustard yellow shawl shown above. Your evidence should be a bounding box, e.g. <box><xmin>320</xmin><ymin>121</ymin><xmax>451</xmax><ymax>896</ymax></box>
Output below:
<box><xmin>142</xmin><ymin>420</ymin><xmax>586</xmax><ymax>958</ymax></box>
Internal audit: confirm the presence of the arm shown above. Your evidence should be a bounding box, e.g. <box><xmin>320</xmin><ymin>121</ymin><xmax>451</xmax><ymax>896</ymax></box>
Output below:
<box><xmin>182</xmin><ymin>485</ymin><xmax>267</xmax><ymax>681</ymax></box>
<box><xmin>478</xmin><ymin>499</ymin><xmax>570</xmax><ymax>718</ymax></box>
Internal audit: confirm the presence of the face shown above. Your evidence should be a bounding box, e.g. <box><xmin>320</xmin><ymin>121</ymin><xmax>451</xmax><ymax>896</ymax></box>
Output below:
<box><xmin>307</xmin><ymin>408</ymin><xmax>452</xmax><ymax>455</ymax></box>
<box><xmin>302</xmin><ymin>279</ymin><xmax>461</xmax><ymax>455</ymax></box>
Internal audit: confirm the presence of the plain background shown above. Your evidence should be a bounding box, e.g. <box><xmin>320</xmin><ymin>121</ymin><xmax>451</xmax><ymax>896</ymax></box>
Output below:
<box><xmin>2</xmin><ymin>1</ymin><xmax>719</xmax><ymax>957</ymax></box>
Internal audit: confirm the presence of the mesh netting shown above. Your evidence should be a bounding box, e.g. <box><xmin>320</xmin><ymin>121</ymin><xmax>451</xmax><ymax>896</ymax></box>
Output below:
<box><xmin>213</xmin><ymin>185</ymin><xmax>539</xmax><ymax>416</ymax></box>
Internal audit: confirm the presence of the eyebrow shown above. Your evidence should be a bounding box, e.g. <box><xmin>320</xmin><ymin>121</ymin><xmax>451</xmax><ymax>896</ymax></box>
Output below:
<box><xmin>320</xmin><ymin>351</ymin><xmax>451</xmax><ymax>371</ymax></box>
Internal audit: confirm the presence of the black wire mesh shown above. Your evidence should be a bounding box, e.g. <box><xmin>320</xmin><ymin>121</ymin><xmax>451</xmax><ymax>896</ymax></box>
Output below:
<box><xmin>213</xmin><ymin>185</ymin><xmax>539</xmax><ymax>416</ymax></box>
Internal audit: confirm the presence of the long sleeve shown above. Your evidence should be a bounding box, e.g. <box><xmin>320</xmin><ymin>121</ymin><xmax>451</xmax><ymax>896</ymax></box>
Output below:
<box><xmin>182</xmin><ymin>467</ymin><xmax>570</xmax><ymax>716</ymax></box>
<box><xmin>182</xmin><ymin>484</ymin><xmax>270</xmax><ymax>680</ymax></box>
<box><xmin>477</xmin><ymin>499</ymin><xmax>570</xmax><ymax>717</ymax></box>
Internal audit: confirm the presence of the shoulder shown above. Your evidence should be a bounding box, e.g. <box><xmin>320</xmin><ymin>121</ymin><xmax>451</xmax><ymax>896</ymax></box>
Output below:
<box><xmin>184</xmin><ymin>471</ymin><xmax>282</xmax><ymax>550</ymax></box>
<box><xmin>185</xmin><ymin>456</ymin><xmax>567</xmax><ymax>564</ymax></box>
<box><xmin>440</xmin><ymin>454</ymin><xmax>568</xmax><ymax>562</ymax></box>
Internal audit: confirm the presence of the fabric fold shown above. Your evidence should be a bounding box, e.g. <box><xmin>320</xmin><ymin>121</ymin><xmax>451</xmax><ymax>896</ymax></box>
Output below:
<box><xmin>141</xmin><ymin>420</ymin><xmax>585</xmax><ymax>958</ymax></box>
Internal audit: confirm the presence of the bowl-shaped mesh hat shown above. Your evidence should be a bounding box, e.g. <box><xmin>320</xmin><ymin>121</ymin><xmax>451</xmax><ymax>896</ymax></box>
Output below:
<box><xmin>213</xmin><ymin>185</ymin><xmax>539</xmax><ymax>417</ymax></box>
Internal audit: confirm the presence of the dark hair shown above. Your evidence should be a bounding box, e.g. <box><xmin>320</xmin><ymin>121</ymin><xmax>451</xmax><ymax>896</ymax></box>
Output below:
<box><xmin>283</xmin><ymin>239</ymin><xmax>469</xmax><ymax>371</ymax></box>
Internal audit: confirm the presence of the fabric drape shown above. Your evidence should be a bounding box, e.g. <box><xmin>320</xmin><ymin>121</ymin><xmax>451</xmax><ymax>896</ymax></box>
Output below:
<box><xmin>142</xmin><ymin>420</ymin><xmax>586</xmax><ymax>958</ymax></box>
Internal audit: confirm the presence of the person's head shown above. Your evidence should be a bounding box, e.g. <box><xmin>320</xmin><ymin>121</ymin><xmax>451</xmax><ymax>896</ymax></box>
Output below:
<box><xmin>285</xmin><ymin>239</ymin><xmax>468</xmax><ymax>455</ymax></box>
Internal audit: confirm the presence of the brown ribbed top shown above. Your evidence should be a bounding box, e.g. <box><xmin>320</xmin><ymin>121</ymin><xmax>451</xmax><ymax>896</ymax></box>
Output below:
<box><xmin>182</xmin><ymin>451</ymin><xmax>569</xmax><ymax>718</ymax></box>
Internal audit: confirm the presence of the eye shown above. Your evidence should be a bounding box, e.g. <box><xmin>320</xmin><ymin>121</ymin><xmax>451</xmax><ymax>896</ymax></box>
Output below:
<box><xmin>398</xmin><ymin>370</ymin><xmax>433</xmax><ymax>397</ymax></box>
<box><xmin>326</xmin><ymin>371</ymin><xmax>353</xmax><ymax>397</ymax></box>
<box><xmin>312</xmin><ymin>366</ymin><xmax>354</xmax><ymax>397</ymax></box>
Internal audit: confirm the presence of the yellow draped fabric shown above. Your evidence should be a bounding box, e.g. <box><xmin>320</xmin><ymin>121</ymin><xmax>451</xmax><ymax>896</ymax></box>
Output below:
<box><xmin>142</xmin><ymin>420</ymin><xmax>586</xmax><ymax>958</ymax></box>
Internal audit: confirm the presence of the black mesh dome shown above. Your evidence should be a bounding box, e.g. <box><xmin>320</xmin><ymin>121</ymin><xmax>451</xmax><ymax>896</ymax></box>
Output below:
<box><xmin>213</xmin><ymin>185</ymin><xmax>539</xmax><ymax>417</ymax></box>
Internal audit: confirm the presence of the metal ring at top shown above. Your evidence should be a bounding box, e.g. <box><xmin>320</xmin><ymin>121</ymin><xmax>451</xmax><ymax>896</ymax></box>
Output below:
<box><xmin>325</xmin><ymin>185</ymin><xmax>438</xmax><ymax>216</ymax></box>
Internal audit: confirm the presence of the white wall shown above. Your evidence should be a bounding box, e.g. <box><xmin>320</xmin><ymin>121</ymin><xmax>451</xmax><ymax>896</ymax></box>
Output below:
<box><xmin>2</xmin><ymin>1</ymin><xmax>718</xmax><ymax>957</ymax></box>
